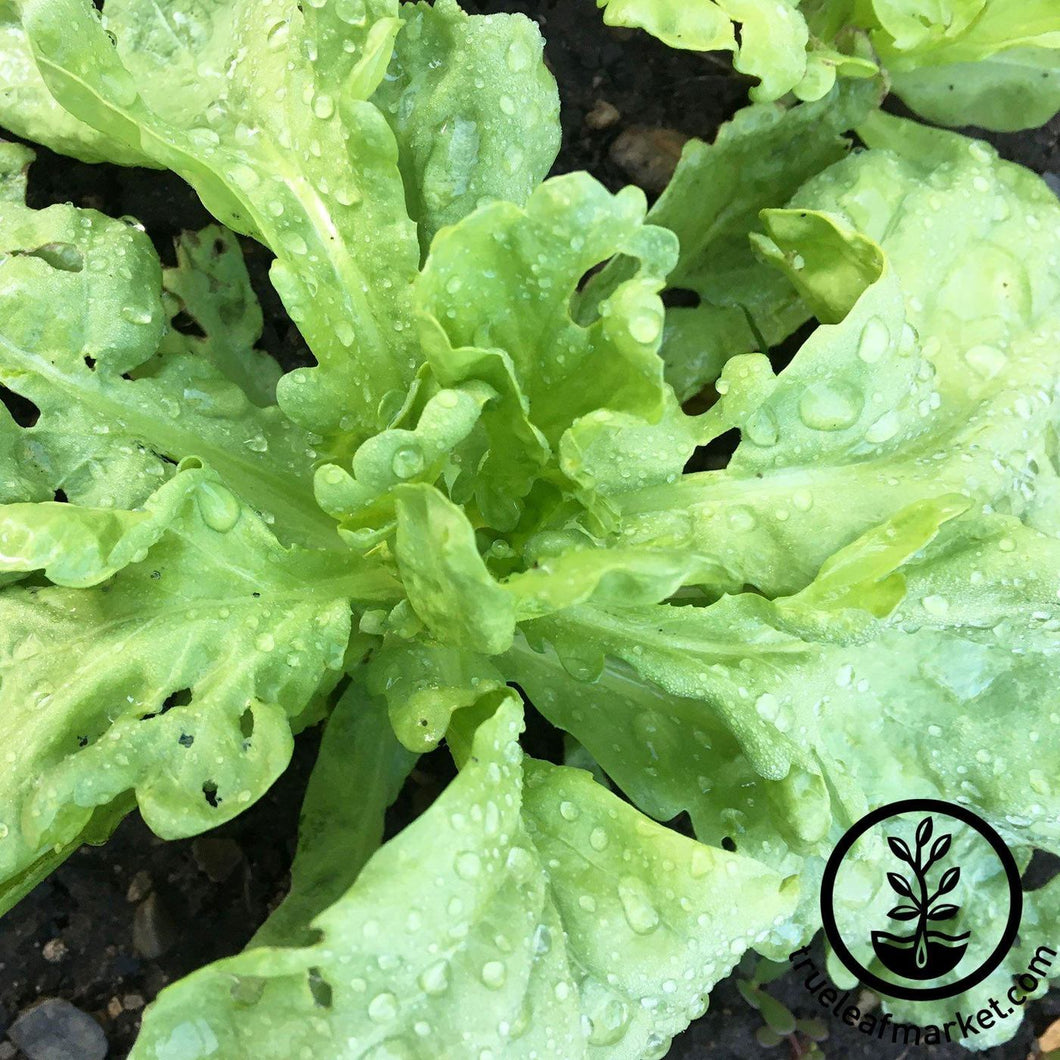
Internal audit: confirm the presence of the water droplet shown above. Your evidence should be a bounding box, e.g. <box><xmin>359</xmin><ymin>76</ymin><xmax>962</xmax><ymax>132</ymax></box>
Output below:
<box><xmin>313</xmin><ymin>94</ymin><xmax>335</xmax><ymax>120</ymax></box>
<box><xmin>418</xmin><ymin>960</ymin><xmax>449</xmax><ymax>996</ymax></box>
<box><xmin>865</xmin><ymin>411</ymin><xmax>900</xmax><ymax>444</ymax></box>
<box><xmin>368</xmin><ymin>992</ymin><xmax>399</xmax><ymax>1023</ymax></box>
<box><xmin>589</xmin><ymin>827</ymin><xmax>609</xmax><ymax>851</ymax></box>
<box><xmin>921</xmin><ymin>594</ymin><xmax>949</xmax><ymax>616</ymax></box>
<box><xmin>335</xmin><ymin>0</ymin><xmax>367</xmax><ymax>24</ymax></box>
<box><xmin>120</xmin><ymin>305</ymin><xmax>153</xmax><ymax>325</ymax></box>
<box><xmin>628</xmin><ymin>308</ymin><xmax>662</xmax><ymax>345</ymax></box>
<box><xmin>281</xmin><ymin>231</ymin><xmax>308</xmax><ymax>256</ymax></box>
<box><xmin>391</xmin><ymin>446</ymin><xmax>424</xmax><ymax>480</ymax></box>
<box><xmin>455</xmin><ymin>851</ymin><xmax>481</xmax><ymax>879</ymax></box>
<box><xmin>857</xmin><ymin>316</ymin><xmax>890</xmax><ymax>363</ymax></box>
<box><xmin>196</xmin><ymin>482</ymin><xmax>241</xmax><ymax>533</ymax></box>
<box><xmin>559</xmin><ymin>800</ymin><xmax>579</xmax><ymax>821</ymax></box>
<box><xmin>506</xmin><ymin>40</ymin><xmax>532</xmax><ymax>72</ymax></box>
<box><xmin>743</xmin><ymin>407</ymin><xmax>778</xmax><ymax>447</ymax></box>
<box><xmin>798</xmin><ymin>380</ymin><xmax>863</xmax><ymax>431</ymax></box>
<box><xmin>964</xmin><ymin>344</ymin><xmax>1006</xmax><ymax>379</ymax></box>
<box><xmin>266</xmin><ymin>19</ymin><xmax>289</xmax><ymax>49</ymax></box>
<box><xmin>532</xmin><ymin>924</ymin><xmax>552</xmax><ymax>955</ymax></box>
<box><xmin>481</xmin><ymin>961</ymin><xmax>507</xmax><ymax>989</ymax></box>
<box><xmin>618</xmin><ymin>876</ymin><xmax>659</xmax><ymax>934</ymax></box>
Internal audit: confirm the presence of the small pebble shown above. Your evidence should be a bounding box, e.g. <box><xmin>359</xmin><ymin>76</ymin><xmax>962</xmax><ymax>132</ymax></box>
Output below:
<box><xmin>133</xmin><ymin>892</ymin><xmax>177</xmax><ymax>959</ymax></box>
<box><xmin>41</xmin><ymin>939</ymin><xmax>67</xmax><ymax>964</ymax></box>
<box><xmin>106</xmin><ymin>998</ymin><xmax>123</xmax><ymax>1021</ymax></box>
<box><xmin>125</xmin><ymin>871</ymin><xmax>152</xmax><ymax>904</ymax></box>
<box><xmin>585</xmin><ymin>100</ymin><xmax>620</xmax><ymax>130</ymax></box>
<box><xmin>121</xmin><ymin>995</ymin><xmax>144</xmax><ymax>1012</ymax></box>
<box><xmin>609</xmin><ymin>125</ymin><xmax>689</xmax><ymax>192</ymax></box>
<box><xmin>0</xmin><ymin>1042</ymin><xmax>16</xmax><ymax>1060</ymax></box>
<box><xmin>8</xmin><ymin>999</ymin><xmax>107</xmax><ymax>1060</ymax></box>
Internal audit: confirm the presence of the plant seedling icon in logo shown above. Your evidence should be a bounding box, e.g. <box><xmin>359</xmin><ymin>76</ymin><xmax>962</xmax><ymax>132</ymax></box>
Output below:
<box><xmin>871</xmin><ymin>815</ymin><xmax>971</xmax><ymax>980</ymax></box>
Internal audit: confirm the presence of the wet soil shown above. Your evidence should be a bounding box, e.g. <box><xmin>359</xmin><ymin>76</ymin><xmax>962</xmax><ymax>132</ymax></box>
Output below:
<box><xmin>2</xmin><ymin>1</ymin><xmax>1059</xmax><ymax>1057</ymax></box>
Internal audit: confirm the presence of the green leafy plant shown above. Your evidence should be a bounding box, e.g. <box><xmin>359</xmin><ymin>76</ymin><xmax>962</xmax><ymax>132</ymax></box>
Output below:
<box><xmin>596</xmin><ymin>0</ymin><xmax>1060</xmax><ymax>130</ymax></box>
<box><xmin>1</xmin><ymin>0</ymin><xmax>1059</xmax><ymax>1056</ymax></box>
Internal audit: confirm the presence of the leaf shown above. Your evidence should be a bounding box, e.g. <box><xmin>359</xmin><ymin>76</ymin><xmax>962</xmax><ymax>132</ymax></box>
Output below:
<box><xmin>160</xmin><ymin>226</ymin><xmax>280</xmax><ymax>408</ymax></box>
<box><xmin>579</xmin><ymin>83</ymin><xmax>878</xmax><ymax>399</ymax></box>
<box><xmin>0</xmin><ymin>0</ymin><xmax>152</xmax><ymax>164</ymax></box>
<box><xmin>362</xmin><ymin>637</ymin><xmax>506</xmax><ymax>752</ymax></box>
<box><xmin>0</xmin><ymin>160</ymin><xmax>332</xmax><ymax>547</ymax></box>
<box><xmin>616</xmin><ymin>125</ymin><xmax>1060</xmax><ymax>596</ymax></box>
<box><xmin>891</xmin><ymin>46</ymin><xmax>1060</xmax><ymax>132</ymax></box>
<box><xmin>916</xmin><ymin>816</ymin><xmax>933</xmax><ymax>848</ymax></box>
<box><xmin>887</xmin><ymin>836</ymin><xmax>913</xmax><ymax>864</ymax></box>
<box><xmin>887</xmin><ymin>905</ymin><xmax>920</xmax><ymax>921</ymax></box>
<box><xmin>393</xmin><ymin>483</ymin><xmax>516</xmax><ymax>655</ymax></box>
<box><xmin>0</xmin><ymin>467</ymin><xmax>399</xmax><ymax>907</ymax></box>
<box><xmin>927</xmin><ymin>904</ymin><xmax>959</xmax><ymax>921</ymax></box>
<box><xmin>416</xmin><ymin>171</ymin><xmax>679</xmax><ymax>526</ymax></box>
<box><xmin>130</xmin><ymin>698</ymin><xmax>797</xmax><ymax>1060</ymax></box>
<box><xmin>886</xmin><ymin>872</ymin><xmax>914</xmax><ymax>899</ymax></box>
<box><xmin>248</xmin><ymin>685</ymin><xmax>416</xmax><ymax>949</ymax></box>
<box><xmin>22</xmin><ymin>0</ymin><xmax>421</xmax><ymax>448</ymax></box>
<box><xmin>373</xmin><ymin>0</ymin><xmax>560</xmax><ymax>252</ymax></box>
<box><xmin>596</xmin><ymin>0</ymin><xmax>813</xmax><ymax>101</ymax></box>
<box><xmin>930</xmin><ymin>833</ymin><xmax>952</xmax><ymax>863</ymax></box>
<box><xmin>937</xmin><ymin>866</ymin><xmax>960</xmax><ymax>895</ymax></box>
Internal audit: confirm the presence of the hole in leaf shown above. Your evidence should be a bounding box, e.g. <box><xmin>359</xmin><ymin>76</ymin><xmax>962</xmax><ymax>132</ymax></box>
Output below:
<box><xmin>18</xmin><ymin>242</ymin><xmax>84</xmax><ymax>272</ymax></box>
<box><xmin>202</xmin><ymin>781</ymin><xmax>220</xmax><ymax>808</ymax></box>
<box><xmin>77</xmin><ymin>735</ymin><xmax>89</xmax><ymax>748</ymax></box>
<box><xmin>0</xmin><ymin>385</ymin><xmax>40</xmax><ymax>427</ymax></box>
<box><xmin>239</xmin><ymin>707</ymin><xmax>255</xmax><ymax>740</ymax></box>
<box><xmin>53</xmin><ymin>489</ymin><xmax>68</xmax><ymax>503</ymax></box>
<box><xmin>307</xmin><ymin>968</ymin><xmax>332</xmax><ymax>1008</ymax></box>
<box><xmin>1023</xmin><ymin>849</ymin><xmax>1060</xmax><ymax>892</ymax></box>
<box><xmin>722</xmin><ymin>836</ymin><xmax>737</xmax><ymax>852</ymax></box>
<box><xmin>769</xmin><ymin>317</ymin><xmax>817</xmax><ymax>375</ymax></box>
<box><xmin>661</xmin><ymin>287</ymin><xmax>700</xmax><ymax>310</ymax></box>
<box><xmin>178</xmin><ymin>733</ymin><xmax>195</xmax><ymax>748</ymax></box>
<box><xmin>170</xmin><ymin>309</ymin><xmax>207</xmax><ymax>339</ymax></box>
<box><xmin>212</xmin><ymin>237</ymin><xmax>226</xmax><ymax>256</ymax></box>
<box><xmin>84</xmin><ymin>355</ymin><xmax>97</xmax><ymax>370</ymax></box>
<box><xmin>683</xmin><ymin>426</ymin><xmax>740</xmax><ymax>473</ymax></box>
<box><xmin>141</xmin><ymin>688</ymin><xmax>192</xmax><ymax>722</ymax></box>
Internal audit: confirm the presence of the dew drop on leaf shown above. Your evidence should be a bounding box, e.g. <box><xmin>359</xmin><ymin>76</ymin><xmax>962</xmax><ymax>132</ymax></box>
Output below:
<box><xmin>617</xmin><ymin>876</ymin><xmax>660</xmax><ymax>934</ymax></box>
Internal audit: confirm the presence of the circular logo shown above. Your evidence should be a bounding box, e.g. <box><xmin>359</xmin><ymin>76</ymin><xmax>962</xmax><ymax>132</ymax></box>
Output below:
<box><xmin>821</xmin><ymin>799</ymin><xmax>1022</xmax><ymax>1001</ymax></box>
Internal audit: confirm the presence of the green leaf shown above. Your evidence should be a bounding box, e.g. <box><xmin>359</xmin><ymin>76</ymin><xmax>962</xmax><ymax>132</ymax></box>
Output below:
<box><xmin>375</xmin><ymin>0</ymin><xmax>560</xmax><ymax>253</ymax></box>
<box><xmin>0</xmin><ymin>160</ymin><xmax>333</xmax><ymax>545</ymax></box>
<box><xmin>249</xmin><ymin>685</ymin><xmax>416</xmax><ymax>949</ymax></box>
<box><xmin>891</xmin><ymin>45</ymin><xmax>1060</xmax><ymax>132</ymax></box>
<box><xmin>21</xmin><ymin>0</ymin><xmax>421</xmax><ymax>447</ymax></box>
<box><xmin>362</xmin><ymin>636</ymin><xmax>506</xmax><ymax>751</ymax></box>
<box><xmin>616</xmin><ymin>128</ymin><xmax>1060</xmax><ymax>595</ymax></box>
<box><xmin>415</xmin><ymin>172</ymin><xmax>679</xmax><ymax>529</ymax></box>
<box><xmin>596</xmin><ymin>0</ymin><xmax>812</xmax><ymax>101</ymax></box>
<box><xmin>0</xmin><ymin>466</ymin><xmax>399</xmax><ymax>904</ymax></box>
<box><xmin>0</xmin><ymin>0</ymin><xmax>152</xmax><ymax>164</ymax></box>
<box><xmin>160</xmin><ymin>226</ymin><xmax>281</xmax><ymax>407</ymax></box>
<box><xmin>131</xmin><ymin>697</ymin><xmax>797</xmax><ymax>1060</ymax></box>
<box><xmin>580</xmin><ymin>84</ymin><xmax>878</xmax><ymax>399</ymax></box>
<box><xmin>393</xmin><ymin>482</ymin><xmax>515</xmax><ymax>655</ymax></box>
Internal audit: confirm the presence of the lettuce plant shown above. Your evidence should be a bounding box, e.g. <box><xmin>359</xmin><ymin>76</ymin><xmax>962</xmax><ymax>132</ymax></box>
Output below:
<box><xmin>0</xmin><ymin>0</ymin><xmax>1059</xmax><ymax>1056</ymax></box>
<box><xmin>596</xmin><ymin>0</ymin><xmax>1060</xmax><ymax>130</ymax></box>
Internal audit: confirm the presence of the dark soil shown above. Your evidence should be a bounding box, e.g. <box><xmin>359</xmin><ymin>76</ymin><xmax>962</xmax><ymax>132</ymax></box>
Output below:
<box><xmin>2</xmin><ymin>1</ymin><xmax>1059</xmax><ymax>1058</ymax></box>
